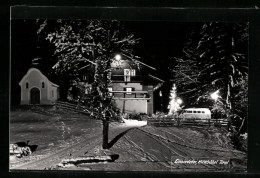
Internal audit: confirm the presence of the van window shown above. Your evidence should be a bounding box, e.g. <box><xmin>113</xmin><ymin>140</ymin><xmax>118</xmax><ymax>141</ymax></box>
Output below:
<box><xmin>198</xmin><ymin>111</ymin><xmax>201</xmax><ymax>113</ymax></box>
<box><xmin>202</xmin><ymin>111</ymin><xmax>205</xmax><ymax>113</ymax></box>
<box><xmin>193</xmin><ymin>111</ymin><xmax>197</xmax><ymax>113</ymax></box>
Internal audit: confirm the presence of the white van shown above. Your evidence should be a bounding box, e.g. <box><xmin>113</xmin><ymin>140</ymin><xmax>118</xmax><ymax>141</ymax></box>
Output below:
<box><xmin>178</xmin><ymin>108</ymin><xmax>211</xmax><ymax>120</ymax></box>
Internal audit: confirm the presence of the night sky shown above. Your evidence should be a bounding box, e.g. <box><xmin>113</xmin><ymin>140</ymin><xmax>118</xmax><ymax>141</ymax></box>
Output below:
<box><xmin>124</xmin><ymin>21</ymin><xmax>198</xmax><ymax>78</ymax></box>
<box><xmin>11</xmin><ymin>19</ymin><xmax>201</xmax><ymax>110</ymax></box>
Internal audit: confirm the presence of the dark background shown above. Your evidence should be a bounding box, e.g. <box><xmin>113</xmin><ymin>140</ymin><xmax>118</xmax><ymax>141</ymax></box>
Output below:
<box><xmin>2</xmin><ymin>1</ymin><xmax>260</xmax><ymax>177</ymax></box>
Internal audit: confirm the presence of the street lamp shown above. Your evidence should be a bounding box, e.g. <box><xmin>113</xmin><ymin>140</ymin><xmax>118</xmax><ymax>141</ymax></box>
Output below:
<box><xmin>210</xmin><ymin>90</ymin><xmax>220</xmax><ymax>101</ymax></box>
<box><xmin>176</xmin><ymin>98</ymin><xmax>183</xmax><ymax>105</ymax></box>
<box><xmin>115</xmin><ymin>54</ymin><xmax>122</xmax><ymax>60</ymax></box>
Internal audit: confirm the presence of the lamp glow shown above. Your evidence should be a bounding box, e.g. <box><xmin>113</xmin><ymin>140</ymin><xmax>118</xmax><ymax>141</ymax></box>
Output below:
<box><xmin>176</xmin><ymin>98</ymin><xmax>183</xmax><ymax>105</ymax></box>
<box><xmin>115</xmin><ymin>54</ymin><xmax>121</xmax><ymax>60</ymax></box>
<box><xmin>211</xmin><ymin>90</ymin><xmax>220</xmax><ymax>101</ymax></box>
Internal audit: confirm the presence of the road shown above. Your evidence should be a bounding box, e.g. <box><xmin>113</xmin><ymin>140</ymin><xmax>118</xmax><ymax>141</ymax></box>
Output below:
<box><xmin>11</xmin><ymin>121</ymin><xmax>247</xmax><ymax>172</ymax></box>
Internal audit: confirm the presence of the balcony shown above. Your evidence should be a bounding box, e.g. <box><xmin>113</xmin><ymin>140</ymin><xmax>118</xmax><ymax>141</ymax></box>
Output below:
<box><xmin>109</xmin><ymin>91</ymin><xmax>151</xmax><ymax>100</ymax></box>
<box><xmin>111</xmin><ymin>75</ymin><xmax>142</xmax><ymax>82</ymax></box>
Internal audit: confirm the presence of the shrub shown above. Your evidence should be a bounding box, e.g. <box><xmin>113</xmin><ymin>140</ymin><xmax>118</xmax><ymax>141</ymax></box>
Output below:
<box><xmin>228</xmin><ymin>128</ymin><xmax>247</xmax><ymax>152</ymax></box>
<box><xmin>150</xmin><ymin>112</ymin><xmax>174</xmax><ymax>120</ymax></box>
<box><xmin>128</xmin><ymin>113</ymin><xmax>149</xmax><ymax>121</ymax></box>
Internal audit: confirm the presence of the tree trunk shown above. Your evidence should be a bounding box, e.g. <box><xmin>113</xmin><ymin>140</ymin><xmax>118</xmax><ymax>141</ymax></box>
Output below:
<box><xmin>102</xmin><ymin>120</ymin><xmax>109</xmax><ymax>149</ymax></box>
<box><xmin>102</xmin><ymin>60</ymin><xmax>110</xmax><ymax>149</ymax></box>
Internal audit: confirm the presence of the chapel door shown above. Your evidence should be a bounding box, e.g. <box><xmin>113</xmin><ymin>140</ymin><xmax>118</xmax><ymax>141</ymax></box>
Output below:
<box><xmin>30</xmin><ymin>87</ymin><xmax>40</xmax><ymax>104</ymax></box>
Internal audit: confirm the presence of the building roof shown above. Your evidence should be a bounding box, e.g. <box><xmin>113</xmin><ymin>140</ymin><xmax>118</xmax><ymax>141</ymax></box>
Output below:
<box><xmin>148</xmin><ymin>74</ymin><xmax>165</xmax><ymax>83</ymax></box>
<box><xmin>19</xmin><ymin>68</ymin><xmax>59</xmax><ymax>88</ymax></box>
<box><xmin>120</xmin><ymin>53</ymin><xmax>156</xmax><ymax>70</ymax></box>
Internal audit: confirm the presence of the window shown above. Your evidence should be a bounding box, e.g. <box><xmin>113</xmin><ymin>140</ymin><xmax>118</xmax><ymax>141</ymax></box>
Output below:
<box><xmin>124</xmin><ymin>76</ymin><xmax>131</xmax><ymax>82</ymax></box>
<box><xmin>42</xmin><ymin>82</ymin><xmax>45</xmax><ymax>88</ymax></box>
<box><xmin>26</xmin><ymin>82</ymin><xmax>29</xmax><ymax>89</ymax></box>
<box><xmin>130</xmin><ymin>69</ymin><xmax>136</xmax><ymax>76</ymax></box>
<box><xmin>124</xmin><ymin>87</ymin><xmax>135</xmax><ymax>95</ymax></box>
<box><xmin>124</xmin><ymin>69</ymin><xmax>131</xmax><ymax>82</ymax></box>
<box><xmin>198</xmin><ymin>111</ymin><xmax>201</xmax><ymax>113</ymax></box>
<box><xmin>124</xmin><ymin>69</ymin><xmax>136</xmax><ymax>82</ymax></box>
<box><xmin>202</xmin><ymin>111</ymin><xmax>205</xmax><ymax>113</ymax></box>
<box><xmin>52</xmin><ymin>90</ymin><xmax>54</xmax><ymax>97</ymax></box>
<box><xmin>193</xmin><ymin>111</ymin><xmax>197</xmax><ymax>113</ymax></box>
<box><xmin>83</xmin><ymin>75</ymin><xmax>87</xmax><ymax>81</ymax></box>
<box><xmin>126</xmin><ymin>87</ymin><xmax>132</xmax><ymax>94</ymax></box>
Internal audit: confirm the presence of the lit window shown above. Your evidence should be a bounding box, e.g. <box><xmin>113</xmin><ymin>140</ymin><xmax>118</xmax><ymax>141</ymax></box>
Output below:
<box><xmin>42</xmin><ymin>82</ymin><xmax>45</xmax><ymax>88</ymax></box>
<box><xmin>83</xmin><ymin>75</ymin><xmax>87</xmax><ymax>81</ymax></box>
<box><xmin>124</xmin><ymin>69</ymin><xmax>136</xmax><ymax>82</ymax></box>
<box><xmin>126</xmin><ymin>88</ymin><xmax>132</xmax><ymax>94</ymax></box>
<box><xmin>124</xmin><ymin>87</ymin><xmax>134</xmax><ymax>95</ymax></box>
<box><xmin>26</xmin><ymin>82</ymin><xmax>29</xmax><ymax>89</ymax></box>
<box><xmin>130</xmin><ymin>69</ymin><xmax>136</xmax><ymax>76</ymax></box>
<box><xmin>124</xmin><ymin>69</ymin><xmax>131</xmax><ymax>82</ymax></box>
<box><xmin>124</xmin><ymin>76</ymin><xmax>130</xmax><ymax>82</ymax></box>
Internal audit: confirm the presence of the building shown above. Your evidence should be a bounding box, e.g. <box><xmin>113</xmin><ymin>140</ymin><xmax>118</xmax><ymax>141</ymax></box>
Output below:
<box><xmin>19</xmin><ymin>68</ymin><xmax>59</xmax><ymax>105</ymax></box>
<box><xmin>65</xmin><ymin>54</ymin><xmax>163</xmax><ymax>115</ymax></box>
<box><xmin>108</xmin><ymin>54</ymin><xmax>164</xmax><ymax>115</ymax></box>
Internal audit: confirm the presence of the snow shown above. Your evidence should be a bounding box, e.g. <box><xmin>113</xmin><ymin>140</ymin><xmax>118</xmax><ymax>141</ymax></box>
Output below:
<box><xmin>121</xmin><ymin>118</ymin><xmax>147</xmax><ymax>127</ymax></box>
<box><xmin>10</xmin><ymin>110</ymin><xmax>246</xmax><ymax>171</ymax></box>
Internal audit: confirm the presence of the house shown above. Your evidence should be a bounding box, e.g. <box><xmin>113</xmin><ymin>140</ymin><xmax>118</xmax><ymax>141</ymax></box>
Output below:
<box><xmin>71</xmin><ymin>54</ymin><xmax>164</xmax><ymax>115</ymax></box>
<box><xmin>108</xmin><ymin>54</ymin><xmax>164</xmax><ymax>115</ymax></box>
<box><xmin>19</xmin><ymin>68</ymin><xmax>59</xmax><ymax>105</ymax></box>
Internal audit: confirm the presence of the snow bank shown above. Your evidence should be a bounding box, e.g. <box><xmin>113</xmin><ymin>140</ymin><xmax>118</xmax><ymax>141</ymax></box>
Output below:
<box><xmin>122</xmin><ymin>118</ymin><xmax>147</xmax><ymax>127</ymax></box>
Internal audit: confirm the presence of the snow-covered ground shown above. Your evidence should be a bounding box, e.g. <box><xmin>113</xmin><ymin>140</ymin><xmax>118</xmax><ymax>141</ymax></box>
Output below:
<box><xmin>10</xmin><ymin>109</ymin><xmax>246</xmax><ymax>172</ymax></box>
<box><xmin>121</xmin><ymin>118</ymin><xmax>147</xmax><ymax>127</ymax></box>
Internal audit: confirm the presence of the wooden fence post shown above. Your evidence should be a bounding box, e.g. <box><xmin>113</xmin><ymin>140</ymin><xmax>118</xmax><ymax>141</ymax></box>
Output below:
<box><xmin>177</xmin><ymin>117</ymin><xmax>180</xmax><ymax>127</ymax></box>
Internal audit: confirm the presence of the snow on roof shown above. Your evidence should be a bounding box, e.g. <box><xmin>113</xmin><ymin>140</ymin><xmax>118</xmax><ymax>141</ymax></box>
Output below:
<box><xmin>148</xmin><ymin>74</ymin><xmax>165</xmax><ymax>83</ymax></box>
<box><xmin>120</xmin><ymin>53</ymin><xmax>156</xmax><ymax>70</ymax></box>
<box><xmin>19</xmin><ymin>68</ymin><xmax>59</xmax><ymax>87</ymax></box>
<box><xmin>50</xmin><ymin>82</ymin><xmax>59</xmax><ymax>87</ymax></box>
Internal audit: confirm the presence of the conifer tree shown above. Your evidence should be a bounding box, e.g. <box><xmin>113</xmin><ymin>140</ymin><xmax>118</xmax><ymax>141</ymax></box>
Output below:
<box><xmin>168</xmin><ymin>84</ymin><xmax>182</xmax><ymax>116</ymax></box>
<box><xmin>171</xmin><ymin>22</ymin><xmax>248</xmax><ymax>135</ymax></box>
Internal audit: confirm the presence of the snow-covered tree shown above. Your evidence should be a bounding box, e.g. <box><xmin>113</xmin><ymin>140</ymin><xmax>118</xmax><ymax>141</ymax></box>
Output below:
<box><xmin>173</xmin><ymin>23</ymin><xmax>248</xmax><ymax>108</ymax></box>
<box><xmin>171</xmin><ymin>22</ymin><xmax>248</xmax><ymax>135</ymax></box>
<box><xmin>37</xmin><ymin>20</ymin><xmax>139</xmax><ymax>149</ymax></box>
<box><xmin>168</xmin><ymin>84</ymin><xmax>182</xmax><ymax>116</ymax></box>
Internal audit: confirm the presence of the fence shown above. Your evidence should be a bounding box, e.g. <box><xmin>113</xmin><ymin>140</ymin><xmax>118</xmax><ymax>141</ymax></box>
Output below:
<box><xmin>147</xmin><ymin>118</ymin><xmax>229</xmax><ymax>128</ymax></box>
<box><xmin>55</xmin><ymin>101</ymin><xmax>89</xmax><ymax>115</ymax></box>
